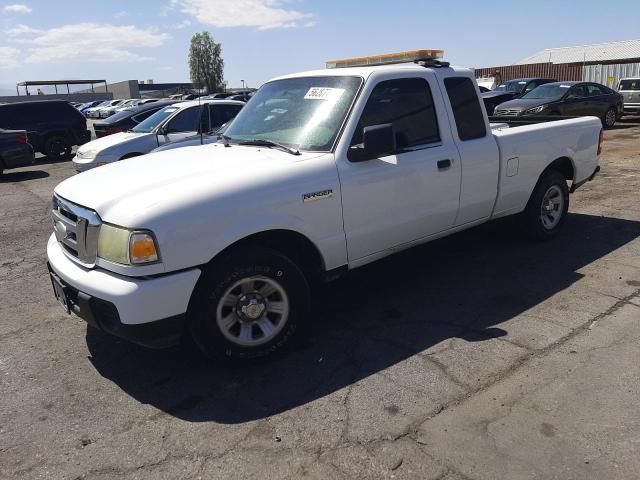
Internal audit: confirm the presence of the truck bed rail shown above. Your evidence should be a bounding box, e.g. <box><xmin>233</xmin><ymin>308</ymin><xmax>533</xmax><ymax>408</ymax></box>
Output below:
<box><xmin>489</xmin><ymin>115</ymin><xmax>579</xmax><ymax>126</ymax></box>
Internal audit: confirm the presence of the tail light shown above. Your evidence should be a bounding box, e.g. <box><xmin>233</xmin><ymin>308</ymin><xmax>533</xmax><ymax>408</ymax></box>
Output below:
<box><xmin>16</xmin><ymin>133</ymin><xmax>28</xmax><ymax>144</ymax></box>
<box><xmin>597</xmin><ymin>129</ymin><xmax>604</xmax><ymax>156</ymax></box>
<box><xmin>105</xmin><ymin>127</ymin><xmax>124</xmax><ymax>136</ymax></box>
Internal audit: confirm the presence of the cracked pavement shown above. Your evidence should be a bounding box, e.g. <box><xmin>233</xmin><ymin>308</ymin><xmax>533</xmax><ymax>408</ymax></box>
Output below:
<box><xmin>1</xmin><ymin>117</ymin><xmax>640</xmax><ymax>479</ymax></box>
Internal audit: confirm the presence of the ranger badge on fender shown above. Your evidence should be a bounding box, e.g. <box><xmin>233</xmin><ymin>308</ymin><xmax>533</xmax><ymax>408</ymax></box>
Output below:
<box><xmin>303</xmin><ymin>189</ymin><xmax>333</xmax><ymax>203</ymax></box>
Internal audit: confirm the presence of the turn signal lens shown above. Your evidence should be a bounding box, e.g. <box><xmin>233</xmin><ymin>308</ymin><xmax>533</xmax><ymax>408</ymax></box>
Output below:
<box><xmin>129</xmin><ymin>232</ymin><xmax>159</xmax><ymax>264</ymax></box>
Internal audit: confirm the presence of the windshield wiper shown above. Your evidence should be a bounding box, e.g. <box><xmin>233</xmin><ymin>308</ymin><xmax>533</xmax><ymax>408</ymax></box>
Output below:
<box><xmin>238</xmin><ymin>139</ymin><xmax>300</xmax><ymax>156</ymax></box>
<box><xmin>217</xmin><ymin>133</ymin><xmax>233</xmax><ymax>147</ymax></box>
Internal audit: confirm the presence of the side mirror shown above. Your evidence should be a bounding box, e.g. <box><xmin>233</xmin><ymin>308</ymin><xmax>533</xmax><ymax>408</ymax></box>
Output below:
<box><xmin>156</xmin><ymin>125</ymin><xmax>168</xmax><ymax>136</ymax></box>
<box><xmin>348</xmin><ymin>123</ymin><xmax>396</xmax><ymax>162</ymax></box>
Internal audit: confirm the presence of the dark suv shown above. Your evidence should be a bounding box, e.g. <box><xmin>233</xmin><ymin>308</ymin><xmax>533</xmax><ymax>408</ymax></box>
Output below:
<box><xmin>0</xmin><ymin>101</ymin><xmax>91</xmax><ymax>158</ymax></box>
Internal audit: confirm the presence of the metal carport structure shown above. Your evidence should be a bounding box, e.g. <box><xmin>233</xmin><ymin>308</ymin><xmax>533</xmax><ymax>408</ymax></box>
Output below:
<box><xmin>16</xmin><ymin>79</ymin><xmax>108</xmax><ymax>96</ymax></box>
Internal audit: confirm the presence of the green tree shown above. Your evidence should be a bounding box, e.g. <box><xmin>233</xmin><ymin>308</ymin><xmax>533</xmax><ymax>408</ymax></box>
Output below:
<box><xmin>189</xmin><ymin>32</ymin><xmax>224</xmax><ymax>93</ymax></box>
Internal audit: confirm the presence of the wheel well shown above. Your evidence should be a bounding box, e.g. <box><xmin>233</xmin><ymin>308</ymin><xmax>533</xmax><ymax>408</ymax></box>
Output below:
<box><xmin>216</xmin><ymin>230</ymin><xmax>325</xmax><ymax>278</ymax></box>
<box><xmin>544</xmin><ymin>157</ymin><xmax>574</xmax><ymax>182</ymax></box>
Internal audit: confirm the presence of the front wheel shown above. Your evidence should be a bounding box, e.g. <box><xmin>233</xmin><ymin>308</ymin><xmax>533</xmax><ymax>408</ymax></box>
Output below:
<box><xmin>603</xmin><ymin>107</ymin><xmax>617</xmax><ymax>129</ymax></box>
<box><xmin>522</xmin><ymin>170</ymin><xmax>569</xmax><ymax>241</ymax></box>
<box><xmin>189</xmin><ymin>248</ymin><xmax>310</xmax><ymax>361</ymax></box>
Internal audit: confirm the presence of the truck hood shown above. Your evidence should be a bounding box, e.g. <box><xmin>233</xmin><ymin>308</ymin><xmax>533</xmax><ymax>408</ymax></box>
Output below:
<box><xmin>77</xmin><ymin>131</ymin><xmax>149</xmax><ymax>155</ymax></box>
<box><xmin>55</xmin><ymin>144</ymin><xmax>323</xmax><ymax>226</ymax></box>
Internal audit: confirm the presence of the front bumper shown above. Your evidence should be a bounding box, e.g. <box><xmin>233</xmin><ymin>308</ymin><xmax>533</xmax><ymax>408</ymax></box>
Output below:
<box><xmin>47</xmin><ymin>234</ymin><xmax>201</xmax><ymax>348</ymax></box>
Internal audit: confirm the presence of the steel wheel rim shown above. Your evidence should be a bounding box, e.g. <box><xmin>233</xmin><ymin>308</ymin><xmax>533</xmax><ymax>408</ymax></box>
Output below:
<box><xmin>540</xmin><ymin>185</ymin><xmax>564</xmax><ymax>230</ymax></box>
<box><xmin>216</xmin><ymin>276</ymin><xmax>290</xmax><ymax>347</ymax></box>
<box><xmin>605</xmin><ymin>109</ymin><xmax>616</xmax><ymax>127</ymax></box>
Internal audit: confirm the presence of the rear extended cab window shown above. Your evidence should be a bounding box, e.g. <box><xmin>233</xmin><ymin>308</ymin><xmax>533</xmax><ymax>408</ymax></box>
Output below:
<box><xmin>443</xmin><ymin>77</ymin><xmax>487</xmax><ymax>141</ymax></box>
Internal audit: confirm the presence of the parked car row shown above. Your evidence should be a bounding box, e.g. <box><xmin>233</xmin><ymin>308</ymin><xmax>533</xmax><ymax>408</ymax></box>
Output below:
<box><xmin>92</xmin><ymin>100</ymin><xmax>177</xmax><ymax>138</ymax></box>
<box><xmin>0</xmin><ymin>94</ymin><xmax>247</xmax><ymax>172</ymax></box>
<box><xmin>480</xmin><ymin>77</ymin><xmax>634</xmax><ymax>128</ymax></box>
<box><xmin>73</xmin><ymin>99</ymin><xmax>244</xmax><ymax>171</ymax></box>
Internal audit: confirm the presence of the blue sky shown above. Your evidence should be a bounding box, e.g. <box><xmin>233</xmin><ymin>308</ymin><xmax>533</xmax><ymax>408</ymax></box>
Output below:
<box><xmin>1</xmin><ymin>0</ymin><xmax>639</xmax><ymax>95</ymax></box>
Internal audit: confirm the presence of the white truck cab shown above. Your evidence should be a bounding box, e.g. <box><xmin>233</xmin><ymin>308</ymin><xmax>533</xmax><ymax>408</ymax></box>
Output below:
<box><xmin>73</xmin><ymin>99</ymin><xmax>244</xmax><ymax>172</ymax></box>
<box><xmin>48</xmin><ymin>50</ymin><xmax>602</xmax><ymax>361</ymax></box>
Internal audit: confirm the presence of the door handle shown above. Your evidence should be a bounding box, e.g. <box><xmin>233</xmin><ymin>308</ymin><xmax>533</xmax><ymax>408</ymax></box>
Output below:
<box><xmin>437</xmin><ymin>159</ymin><xmax>452</xmax><ymax>169</ymax></box>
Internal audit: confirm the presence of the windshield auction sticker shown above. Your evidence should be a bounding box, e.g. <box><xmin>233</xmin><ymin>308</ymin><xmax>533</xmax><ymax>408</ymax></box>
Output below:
<box><xmin>304</xmin><ymin>87</ymin><xmax>345</xmax><ymax>101</ymax></box>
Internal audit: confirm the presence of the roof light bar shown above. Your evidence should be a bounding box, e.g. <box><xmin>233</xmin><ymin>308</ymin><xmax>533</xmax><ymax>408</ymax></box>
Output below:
<box><xmin>326</xmin><ymin>49</ymin><xmax>445</xmax><ymax>69</ymax></box>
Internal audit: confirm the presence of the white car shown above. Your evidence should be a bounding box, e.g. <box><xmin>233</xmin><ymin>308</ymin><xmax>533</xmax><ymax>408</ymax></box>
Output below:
<box><xmin>73</xmin><ymin>100</ymin><xmax>244</xmax><ymax>171</ymax></box>
<box><xmin>48</xmin><ymin>50</ymin><xmax>602</xmax><ymax>361</ymax></box>
<box><xmin>98</xmin><ymin>99</ymin><xmax>131</xmax><ymax>118</ymax></box>
<box><xmin>114</xmin><ymin>99</ymin><xmax>158</xmax><ymax>114</ymax></box>
<box><xmin>83</xmin><ymin>101</ymin><xmax>111</xmax><ymax>118</ymax></box>
<box><xmin>86</xmin><ymin>99</ymin><xmax>125</xmax><ymax>119</ymax></box>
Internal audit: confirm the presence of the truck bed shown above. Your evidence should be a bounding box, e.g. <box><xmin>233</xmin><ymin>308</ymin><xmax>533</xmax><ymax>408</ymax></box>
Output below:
<box><xmin>490</xmin><ymin>117</ymin><xmax>602</xmax><ymax>218</ymax></box>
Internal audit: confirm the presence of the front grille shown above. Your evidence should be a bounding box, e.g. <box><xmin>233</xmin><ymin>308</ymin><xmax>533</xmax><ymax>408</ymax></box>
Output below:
<box><xmin>495</xmin><ymin>108</ymin><xmax>521</xmax><ymax>116</ymax></box>
<box><xmin>51</xmin><ymin>195</ymin><xmax>101</xmax><ymax>266</ymax></box>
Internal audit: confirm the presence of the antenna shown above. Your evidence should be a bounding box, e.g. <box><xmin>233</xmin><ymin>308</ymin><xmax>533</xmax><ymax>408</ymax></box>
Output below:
<box><xmin>198</xmin><ymin>42</ymin><xmax>204</xmax><ymax>146</ymax></box>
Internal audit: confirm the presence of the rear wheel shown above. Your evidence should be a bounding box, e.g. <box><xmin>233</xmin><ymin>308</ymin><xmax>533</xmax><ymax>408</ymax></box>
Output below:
<box><xmin>603</xmin><ymin>107</ymin><xmax>617</xmax><ymax>129</ymax></box>
<box><xmin>522</xmin><ymin>170</ymin><xmax>569</xmax><ymax>241</ymax></box>
<box><xmin>189</xmin><ymin>248</ymin><xmax>310</xmax><ymax>361</ymax></box>
<box><xmin>44</xmin><ymin>136</ymin><xmax>68</xmax><ymax>159</ymax></box>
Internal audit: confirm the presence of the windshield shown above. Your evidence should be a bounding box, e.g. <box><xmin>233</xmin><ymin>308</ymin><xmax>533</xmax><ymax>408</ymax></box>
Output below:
<box><xmin>131</xmin><ymin>106</ymin><xmax>180</xmax><ymax>133</ymax></box>
<box><xmin>522</xmin><ymin>84</ymin><xmax>569</xmax><ymax>100</ymax></box>
<box><xmin>495</xmin><ymin>80</ymin><xmax>527</xmax><ymax>93</ymax></box>
<box><xmin>223</xmin><ymin>76</ymin><xmax>362</xmax><ymax>152</ymax></box>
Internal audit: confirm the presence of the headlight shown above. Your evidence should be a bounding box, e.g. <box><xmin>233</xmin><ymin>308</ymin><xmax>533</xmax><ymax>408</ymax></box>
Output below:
<box><xmin>78</xmin><ymin>149</ymin><xmax>98</xmax><ymax>160</ymax></box>
<box><xmin>526</xmin><ymin>105</ymin><xmax>546</xmax><ymax>114</ymax></box>
<box><xmin>97</xmin><ymin>224</ymin><xmax>160</xmax><ymax>265</ymax></box>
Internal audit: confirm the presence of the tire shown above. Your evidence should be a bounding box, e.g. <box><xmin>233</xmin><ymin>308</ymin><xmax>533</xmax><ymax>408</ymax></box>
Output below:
<box><xmin>189</xmin><ymin>248</ymin><xmax>310</xmax><ymax>361</ymax></box>
<box><xmin>44</xmin><ymin>136</ymin><xmax>68</xmax><ymax>159</ymax></box>
<box><xmin>603</xmin><ymin>107</ymin><xmax>617</xmax><ymax>129</ymax></box>
<box><xmin>522</xmin><ymin>169</ymin><xmax>569</xmax><ymax>241</ymax></box>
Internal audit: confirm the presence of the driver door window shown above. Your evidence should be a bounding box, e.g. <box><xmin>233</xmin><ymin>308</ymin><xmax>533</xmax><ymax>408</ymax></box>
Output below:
<box><xmin>567</xmin><ymin>85</ymin><xmax>588</xmax><ymax>99</ymax></box>
<box><xmin>165</xmin><ymin>107</ymin><xmax>202</xmax><ymax>133</ymax></box>
<box><xmin>350</xmin><ymin>77</ymin><xmax>440</xmax><ymax>151</ymax></box>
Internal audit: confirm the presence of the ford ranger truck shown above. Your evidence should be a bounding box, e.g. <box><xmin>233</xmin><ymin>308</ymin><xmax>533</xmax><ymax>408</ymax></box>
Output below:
<box><xmin>47</xmin><ymin>50</ymin><xmax>602</xmax><ymax>361</ymax></box>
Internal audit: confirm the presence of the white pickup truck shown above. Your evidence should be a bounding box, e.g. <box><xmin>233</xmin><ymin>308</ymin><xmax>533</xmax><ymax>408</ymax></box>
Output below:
<box><xmin>47</xmin><ymin>50</ymin><xmax>602</xmax><ymax>361</ymax></box>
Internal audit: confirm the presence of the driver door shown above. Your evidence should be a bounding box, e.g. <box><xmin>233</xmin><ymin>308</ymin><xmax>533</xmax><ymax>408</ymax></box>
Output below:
<box><xmin>562</xmin><ymin>84</ymin><xmax>589</xmax><ymax>116</ymax></box>
<box><xmin>157</xmin><ymin>105</ymin><xmax>207</xmax><ymax>146</ymax></box>
<box><xmin>336</xmin><ymin>73</ymin><xmax>462</xmax><ymax>262</ymax></box>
